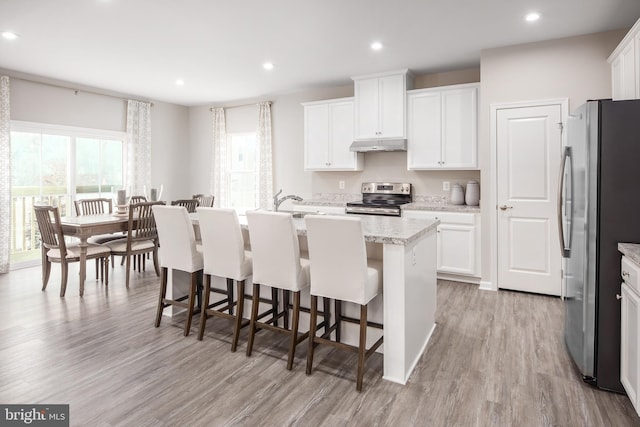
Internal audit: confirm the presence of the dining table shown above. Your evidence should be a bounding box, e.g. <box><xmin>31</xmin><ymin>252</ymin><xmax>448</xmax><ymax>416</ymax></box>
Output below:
<box><xmin>58</xmin><ymin>213</ymin><xmax>129</xmax><ymax>296</ymax></box>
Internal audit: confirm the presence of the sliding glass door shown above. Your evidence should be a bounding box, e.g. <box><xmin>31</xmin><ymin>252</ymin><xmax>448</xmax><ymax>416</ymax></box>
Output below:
<box><xmin>10</xmin><ymin>122</ymin><xmax>125</xmax><ymax>267</ymax></box>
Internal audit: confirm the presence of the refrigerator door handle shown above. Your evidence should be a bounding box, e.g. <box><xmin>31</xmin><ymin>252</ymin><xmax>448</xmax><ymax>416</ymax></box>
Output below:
<box><xmin>557</xmin><ymin>146</ymin><xmax>572</xmax><ymax>258</ymax></box>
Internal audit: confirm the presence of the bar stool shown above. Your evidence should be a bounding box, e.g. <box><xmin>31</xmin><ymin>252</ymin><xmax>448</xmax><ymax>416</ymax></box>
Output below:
<box><xmin>196</xmin><ymin>207</ymin><xmax>252</xmax><ymax>351</ymax></box>
<box><xmin>245</xmin><ymin>210</ymin><xmax>311</xmax><ymax>370</ymax></box>
<box><xmin>152</xmin><ymin>205</ymin><xmax>203</xmax><ymax>336</ymax></box>
<box><xmin>304</xmin><ymin>214</ymin><xmax>383</xmax><ymax>391</ymax></box>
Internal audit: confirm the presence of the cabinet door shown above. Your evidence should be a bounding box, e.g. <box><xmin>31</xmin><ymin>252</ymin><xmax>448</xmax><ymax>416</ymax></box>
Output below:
<box><xmin>621</xmin><ymin>283</ymin><xmax>640</xmax><ymax>414</ymax></box>
<box><xmin>328</xmin><ymin>101</ymin><xmax>358</xmax><ymax>169</ymax></box>
<box><xmin>441</xmin><ymin>88</ymin><xmax>477</xmax><ymax>168</ymax></box>
<box><xmin>612</xmin><ymin>55</ymin><xmax>625</xmax><ymax>101</ymax></box>
<box><xmin>304</xmin><ymin>104</ymin><xmax>329</xmax><ymax>170</ymax></box>
<box><xmin>437</xmin><ymin>224</ymin><xmax>475</xmax><ymax>275</ymax></box>
<box><xmin>407</xmin><ymin>91</ymin><xmax>442</xmax><ymax>169</ymax></box>
<box><xmin>622</xmin><ymin>41</ymin><xmax>637</xmax><ymax>100</ymax></box>
<box><xmin>354</xmin><ymin>78</ymin><xmax>380</xmax><ymax>139</ymax></box>
<box><xmin>379</xmin><ymin>74</ymin><xmax>406</xmax><ymax>138</ymax></box>
<box><xmin>635</xmin><ymin>31</ymin><xmax>640</xmax><ymax>98</ymax></box>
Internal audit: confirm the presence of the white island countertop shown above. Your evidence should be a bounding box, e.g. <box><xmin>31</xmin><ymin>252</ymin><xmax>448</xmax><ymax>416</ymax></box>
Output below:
<box><xmin>280</xmin><ymin>213</ymin><xmax>439</xmax><ymax>246</ymax></box>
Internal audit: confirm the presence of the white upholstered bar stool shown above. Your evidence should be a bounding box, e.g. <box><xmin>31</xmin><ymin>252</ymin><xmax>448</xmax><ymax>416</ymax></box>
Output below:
<box><xmin>152</xmin><ymin>205</ymin><xmax>204</xmax><ymax>336</ymax></box>
<box><xmin>245</xmin><ymin>210</ymin><xmax>311</xmax><ymax>370</ymax></box>
<box><xmin>304</xmin><ymin>214</ymin><xmax>383</xmax><ymax>392</ymax></box>
<box><xmin>196</xmin><ymin>207</ymin><xmax>252</xmax><ymax>351</ymax></box>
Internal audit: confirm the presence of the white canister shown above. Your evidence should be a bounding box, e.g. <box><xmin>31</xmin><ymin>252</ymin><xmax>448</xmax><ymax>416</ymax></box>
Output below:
<box><xmin>465</xmin><ymin>180</ymin><xmax>480</xmax><ymax>206</ymax></box>
<box><xmin>451</xmin><ymin>184</ymin><xmax>465</xmax><ymax>205</ymax></box>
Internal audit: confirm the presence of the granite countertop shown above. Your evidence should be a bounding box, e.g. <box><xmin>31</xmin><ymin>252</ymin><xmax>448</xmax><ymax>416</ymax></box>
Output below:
<box><xmin>619</xmin><ymin>243</ymin><xmax>640</xmax><ymax>265</ymax></box>
<box><xmin>402</xmin><ymin>202</ymin><xmax>481</xmax><ymax>213</ymax></box>
<box><xmin>294</xmin><ymin>196</ymin><xmax>481</xmax><ymax>213</ymax></box>
<box><xmin>192</xmin><ymin>212</ymin><xmax>438</xmax><ymax>246</ymax></box>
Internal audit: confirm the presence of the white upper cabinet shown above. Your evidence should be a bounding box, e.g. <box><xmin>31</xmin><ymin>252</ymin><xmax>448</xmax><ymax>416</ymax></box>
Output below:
<box><xmin>609</xmin><ymin>17</ymin><xmax>640</xmax><ymax>100</ymax></box>
<box><xmin>352</xmin><ymin>70</ymin><xmax>413</xmax><ymax>140</ymax></box>
<box><xmin>303</xmin><ymin>98</ymin><xmax>363</xmax><ymax>171</ymax></box>
<box><xmin>407</xmin><ymin>83</ymin><xmax>478</xmax><ymax>170</ymax></box>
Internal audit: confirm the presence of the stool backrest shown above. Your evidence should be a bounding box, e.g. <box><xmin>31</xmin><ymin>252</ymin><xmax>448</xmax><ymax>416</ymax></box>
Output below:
<box><xmin>246</xmin><ymin>210</ymin><xmax>304</xmax><ymax>291</ymax></box>
<box><xmin>197</xmin><ymin>207</ymin><xmax>249</xmax><ymax>280</ymax></box>
<box><xmin>304</xmin><ymin>215</ymin><xmax>370</xmax><ymax>304</ymax></box>
<box><xmin>152</xmin><ymin>205</ymin><xmax>203</xmax><ymax>272</ymax></box>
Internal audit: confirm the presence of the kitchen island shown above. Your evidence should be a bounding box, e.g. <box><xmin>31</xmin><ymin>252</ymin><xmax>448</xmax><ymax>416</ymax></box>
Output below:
<box><xmin>166</xmin><ymin>212</ymin><xmax>439</xmax><ymax>385</ymax></box>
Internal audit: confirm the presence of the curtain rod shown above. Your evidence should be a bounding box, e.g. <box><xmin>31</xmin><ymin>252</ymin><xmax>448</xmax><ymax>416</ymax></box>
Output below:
<box><xmin>209</xmin><ymin>101</ymin><xmax>271</xmax><ymax>112</ymax></box>
<box><xmin>9</xmin><ymin>76</ymin><xmax>155</xmax><ymax>106</ymax></box>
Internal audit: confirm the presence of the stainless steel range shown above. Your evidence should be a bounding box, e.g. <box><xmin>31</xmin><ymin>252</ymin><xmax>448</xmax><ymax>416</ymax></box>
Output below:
<box><xmin>345</xmin><ymin>182</ymin><xmax>412</xmax><ymax>217</ymax></box>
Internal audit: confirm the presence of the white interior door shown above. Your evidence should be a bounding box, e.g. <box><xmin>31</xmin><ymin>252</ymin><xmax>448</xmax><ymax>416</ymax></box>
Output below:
<box><xmin>496</xmin><ymin>104</ymin><xmax>562</xmax><ymax>295</ymax></box>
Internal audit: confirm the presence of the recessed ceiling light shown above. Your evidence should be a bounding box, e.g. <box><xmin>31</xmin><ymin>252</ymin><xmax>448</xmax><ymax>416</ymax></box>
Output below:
<box><xmin>371</xmin><ymin>41</ymin><xmax>383</xmax><ymax>51</ymax></box>
<box><xmin>2</xmin><ymin>31</ymin><xmax>19</xmax><ymax>40</ymax></box>
<box><xmin>175</xmin><ymin>79</ymin><xmax>184</xmax><ymax>86</ymax></box>
<box><xmin>263</xmin><ymin>62</ymin><xmax>274</xmax><ymax>70</ymax></box>
<box><xmin>525</xmin><ymin>12</ymin><xmax>541</xmax><ymax>22</ymax></box>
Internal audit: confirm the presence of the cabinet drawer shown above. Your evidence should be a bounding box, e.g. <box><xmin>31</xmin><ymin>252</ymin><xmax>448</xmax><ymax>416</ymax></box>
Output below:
<box><xmin>622</xmin><ymin>256</ymin><xmax>640</xmax><ymax>294</ymax></box>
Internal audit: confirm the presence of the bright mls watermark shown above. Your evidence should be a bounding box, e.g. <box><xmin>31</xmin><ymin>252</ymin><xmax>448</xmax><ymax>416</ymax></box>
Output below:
<box><xmin>1</xmin><ymin>405</ymin><xmax>69</xmax><ymax>426</ymax></box>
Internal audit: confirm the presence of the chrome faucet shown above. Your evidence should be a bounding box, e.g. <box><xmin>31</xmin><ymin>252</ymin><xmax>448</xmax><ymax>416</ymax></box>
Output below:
<box><xmin>273</xmin><ymin>189</ymin><xmax>303</xmax><ymax>211</ymax></box>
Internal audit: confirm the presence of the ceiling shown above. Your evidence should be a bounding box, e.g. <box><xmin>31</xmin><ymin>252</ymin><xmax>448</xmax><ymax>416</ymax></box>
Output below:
<box><xmin>1</xmin><ymin>0</ymin><xmax>640</xmax><ymax>107</ymax></box>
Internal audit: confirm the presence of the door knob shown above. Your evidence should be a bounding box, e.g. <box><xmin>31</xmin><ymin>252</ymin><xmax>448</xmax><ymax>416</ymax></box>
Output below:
<box><xmin>499</xmin><ymin>205</ymin><xmax>513</xmax><ymax>211</ymax></box>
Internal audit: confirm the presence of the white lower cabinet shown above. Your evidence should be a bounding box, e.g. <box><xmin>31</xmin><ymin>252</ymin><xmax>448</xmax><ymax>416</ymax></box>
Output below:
<box><xmin>621</xmin><ymin>256</ymin><xmax>640</xmax><ymax>416</ymax></box>
<box><xmin>403</xmin><ymin>210</ymin><xmax>480</xmax><ymax>279</ymax></box>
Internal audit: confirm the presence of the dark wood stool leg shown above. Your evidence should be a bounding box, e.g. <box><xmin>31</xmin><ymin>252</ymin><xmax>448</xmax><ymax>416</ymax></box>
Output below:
<box><xmin>95</xmin><ymin>258</ymin><xmax>99</xmax><ymax>279</ymax></box>
<box><xmin>183</xmin><ymin>272</ymin><xmax>197</xmax><ymax>336</ymax></box>
<box><xmin>231</xmin><ymin>280</ymin><xmax>245</xmax><ymax>352</ymax></box>
<box><xmin>287</xmin><ymin>291</ymin><xmax>301</xmax><ymax>370</ymax></box>
<box><xmin>104</xmin><ymin>257</ymin><xmax>109</xmax><ymax>286</ymax></box>
<box><xmin>306</xmin><ymin>295</ymin><xmax>318</xmax><ymax>375</ymax></box>
<box><xmin>198</xmin><ymin>274</ymin><xmax>212</xmax><ymax>340</ymax></box>
<box><xmin>356</xmin><ymin>304</ymin><xmax>368</xmax><ymax>392</ymax></box>
<box><xmin>323</xmin><ymin>297</ymin><xmax>331</xmax><ymax>335</ymax></box>
<box><xmin>271</xmin><ymin>287</ymin><xmax>279</xmax><ymax>327</ymax></box>
<box><xmin>246</xmin><ymin>283</ymin><xmax>261</xmax><ymax>356</ymax></box>
<box><xmin>227</xmin><ymin>278</ymin><xmax>234</xmax><ymax>315</ymax></box>
<box><xmin>283</xmin><ymin>290</ymin><xmax>290</xmax><ymax>330</ymax></box>
<box><xmin>335</xmin><ymin>300</ymin><xmax>342</xmax><ymax>342</ymax></box>
<box><xmin>155</xmin><ymin>267</ymin><xmax>168</xmax><ymax>327</ymax></box>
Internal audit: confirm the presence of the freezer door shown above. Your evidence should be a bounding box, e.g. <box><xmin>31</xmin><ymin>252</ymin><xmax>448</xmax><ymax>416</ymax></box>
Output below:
<box><xmin>563</xmin><ymin>101</ymin><xmax>596</xmax><ymax>378</ymax></box>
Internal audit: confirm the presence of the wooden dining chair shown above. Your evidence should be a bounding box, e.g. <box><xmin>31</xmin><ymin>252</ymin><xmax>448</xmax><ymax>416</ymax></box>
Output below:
<box><xmin>194</xmin><ymin>194</ymin><xmax>215</xmax><ymax>208</ymax></box>
<box><xmin>74</xmin><ymin>198</ymin><xmax>113</xmax><ymax>216</ymax></box>
<box><xmin>129</xmin><ymin>195</ymin><xmax>147</xmax><ymax>204</ymax></box>
<box><xmin>171</xmin><ymin>199</ymin><xmax>198</xmax><ymax>213</ymax></box>
<box><xmin>106</xmin><ymin>201</ymin><xmax>163</xmax><ymax>288</ymax></box>
<box><xmin>34</xmin><ymin>205</ymin><xmax>111</xmax><ymax>297</ymax></box>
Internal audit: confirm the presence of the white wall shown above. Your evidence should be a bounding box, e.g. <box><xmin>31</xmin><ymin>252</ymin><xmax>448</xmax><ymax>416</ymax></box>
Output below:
<box><xmin>5</xmin><ymin>72</ymin><xmax>190</xmax><ymax>203</ymax></box>
<box><xmin>478</xmin><ymin>29</ymin><xmax>627</xmax><ymax>286</ymax></box>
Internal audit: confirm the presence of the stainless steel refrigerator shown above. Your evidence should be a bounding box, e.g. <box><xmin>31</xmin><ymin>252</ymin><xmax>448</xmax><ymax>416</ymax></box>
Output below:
<box><xmin>561</xmin><ymin>99</ymin><xmax>640</xmax><ymax>393</ymax></box>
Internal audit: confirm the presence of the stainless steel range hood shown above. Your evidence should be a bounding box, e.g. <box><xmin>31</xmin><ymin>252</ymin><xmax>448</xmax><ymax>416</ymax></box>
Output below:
<box><xmin>349</xmin><ymin>139</ymin><xmax>407</xmax><ymax>152</ymax></box>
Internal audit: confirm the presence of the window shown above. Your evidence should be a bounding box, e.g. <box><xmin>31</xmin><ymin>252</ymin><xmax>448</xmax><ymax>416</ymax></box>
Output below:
<box><xmin>10</xmin><ymin>121</ymin><xmax>126</xmax><ymax>267</ymax></box>
<box><xmin>226</xmin><ymin>132</ymin><xmax>257</xmax><ymax>212</ymax></box>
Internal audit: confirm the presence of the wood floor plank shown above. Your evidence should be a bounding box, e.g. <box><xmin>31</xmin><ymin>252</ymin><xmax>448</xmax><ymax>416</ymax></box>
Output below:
<box><xmin>0</xmin><ymin>264</ymin><xmax>639</xmax><ymax>426</ymax></box>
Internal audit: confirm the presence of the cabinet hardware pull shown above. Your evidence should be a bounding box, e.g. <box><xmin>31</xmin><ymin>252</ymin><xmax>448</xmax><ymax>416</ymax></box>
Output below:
<box><xmin>616</xmin><ymin>294</ymin><xmax>623</xmax><ymax>300</ymax></box>
<box><xmin>499</xmin><ymin>205</ymin><xmax>514</xmax><ymax>211</ymax></box>
<box><xmin>623</xmin><ymin>271</ymin><xmax>630</xmax><ymax>277</ymax></box>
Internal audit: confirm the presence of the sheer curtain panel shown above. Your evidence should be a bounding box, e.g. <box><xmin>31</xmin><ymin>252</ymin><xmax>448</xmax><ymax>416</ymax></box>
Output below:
<box><xmin>126</xmin><ymin>100</ymin><xmax>152</xmax><ymax>197</ymax></box>
<box><xmin>256</xmin><ymin>102</ymin><xmax>273</xmax><ymax>210</ymax></box>
<box><xmin>210</xmin><ymin>107</ymin><xmax>227</xmax><ymax>207</ymax></box>
<box><xmin>0</xmin><ymin>76</ymin><xmax>10</xmax><ymax>273</ymax></box>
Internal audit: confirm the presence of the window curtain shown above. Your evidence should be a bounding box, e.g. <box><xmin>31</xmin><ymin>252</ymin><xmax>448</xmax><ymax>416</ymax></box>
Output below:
<box><xmin>126</xmin><ymin>100</ymin><xmax>152</xmax><ymax>197</ymax></box>
<box><xmin>210</xmin><ymin>107</ymin><xmax>227</xmax><ymax>207</ymax></box>
<box><xmin>256</xmin><ymin>102</ymin><xmax>273</xmax><ymax>210</ymax></box>
<box><xmin>0</xmin><ymin>76</ymin><xmax>10</xmax><ymax>273</ymax></box>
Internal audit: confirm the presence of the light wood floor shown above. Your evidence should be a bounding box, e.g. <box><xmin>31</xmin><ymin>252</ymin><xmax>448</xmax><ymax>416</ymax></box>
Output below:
<box><xmin>1</xmin><ymin>264</ymin><xmax>639</xmax><ymax>427</ymax></box>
